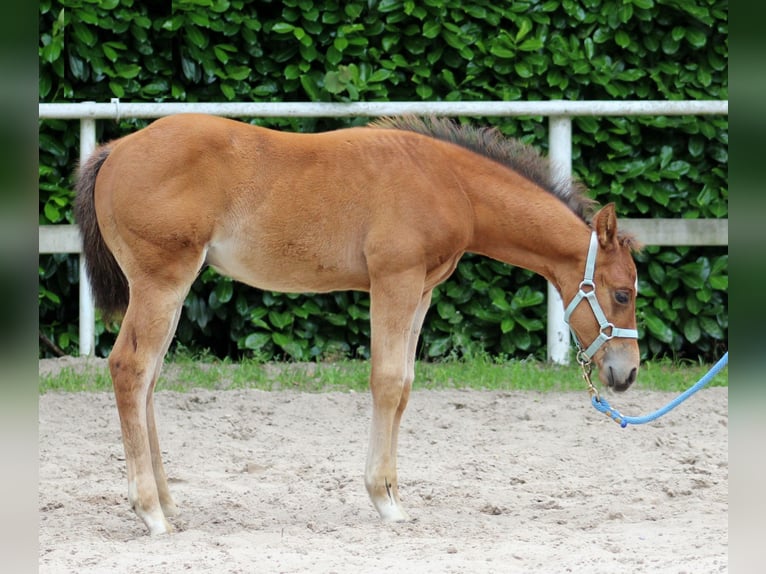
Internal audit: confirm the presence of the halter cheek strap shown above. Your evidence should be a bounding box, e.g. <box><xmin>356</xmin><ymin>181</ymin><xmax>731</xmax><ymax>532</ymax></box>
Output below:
<box><xmin>563</xmin><ymin>231</ymin><xmax>638</xmax><ymax>362</ymax></box>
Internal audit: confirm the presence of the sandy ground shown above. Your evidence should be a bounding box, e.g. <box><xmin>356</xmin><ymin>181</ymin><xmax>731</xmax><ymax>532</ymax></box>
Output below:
<box><xmin>39</xmin><ymin>357</ymin><xmax>728</xmax><ymax>573</ymax></box>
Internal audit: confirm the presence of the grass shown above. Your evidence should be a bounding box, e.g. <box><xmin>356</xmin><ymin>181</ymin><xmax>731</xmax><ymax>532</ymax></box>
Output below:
<box><xmin>39</xmin><ymin>353</ymin><xmax>728</xmax><ymax>395</ymax></box>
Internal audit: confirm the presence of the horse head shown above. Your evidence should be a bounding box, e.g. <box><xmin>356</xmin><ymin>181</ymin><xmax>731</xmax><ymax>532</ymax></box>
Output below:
<box><xmin>564</xmin><ymin>204</ymin><xmax>641</xmax><ymax>392</ymax></box>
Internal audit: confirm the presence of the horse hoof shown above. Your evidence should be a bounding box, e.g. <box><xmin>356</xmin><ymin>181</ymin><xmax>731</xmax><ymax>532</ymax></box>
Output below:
<box><xmin>377</xmin><ymin>504</ymin><xmax>411</xmax><ymax>523</ymax></box>
<box><xmin>147</xmin><ymin>518</ymin><xmax>173</xmax><ymax>536</ymax></box>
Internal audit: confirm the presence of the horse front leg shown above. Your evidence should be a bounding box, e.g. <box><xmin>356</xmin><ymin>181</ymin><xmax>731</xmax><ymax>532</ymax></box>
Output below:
<box><xmin>389</xmin><ymin>289</ymin><xmax>432</xmax><ymax>481</ymax></box>
<box><xmin>365</xmin><ymin>273</ymin><xmax>429</xmax><ymax>522</ymax></box>
<box><xmin>109</xmin><ymin>285</ymin><xmax>184</xmax><ymax>535</ymax></box>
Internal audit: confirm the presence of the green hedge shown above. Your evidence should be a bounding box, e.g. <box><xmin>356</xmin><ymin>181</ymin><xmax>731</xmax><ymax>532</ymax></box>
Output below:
<box><xmin>39</xmin><ymin>0</ymin><xmax>728</xmax><ymax>361</ymax></box>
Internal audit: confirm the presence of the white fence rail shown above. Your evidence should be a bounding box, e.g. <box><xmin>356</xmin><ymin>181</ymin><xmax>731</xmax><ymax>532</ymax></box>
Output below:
<box><xmin>39</xmin><ymin>100</ymin><xmax>728</xmax><ymax>360</ymax></box>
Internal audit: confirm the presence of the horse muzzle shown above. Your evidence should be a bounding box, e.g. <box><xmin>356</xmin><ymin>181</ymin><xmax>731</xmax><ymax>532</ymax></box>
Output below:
<box><xmin>598</xmin><ymin>348</ymin><xmax>639</xmax><ymax>392</ymax></box>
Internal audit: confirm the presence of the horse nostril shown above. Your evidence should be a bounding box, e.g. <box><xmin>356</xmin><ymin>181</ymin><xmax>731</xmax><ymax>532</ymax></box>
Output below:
<box><xmin>607</xmin><ymin>366</ymin><xmax>636</xmax><ymax>391</ymax></box>
<box><xmin>627</xmin><ymin>367</ymin><xmax>637</xmax><ymax>386</ymax></box>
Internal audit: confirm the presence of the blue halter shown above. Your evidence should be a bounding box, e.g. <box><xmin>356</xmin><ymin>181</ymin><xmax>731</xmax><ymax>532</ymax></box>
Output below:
<box><xmin>563</xmin><ymin>231</ymin><xmax>638</xmax><ymax>362</ymax></box>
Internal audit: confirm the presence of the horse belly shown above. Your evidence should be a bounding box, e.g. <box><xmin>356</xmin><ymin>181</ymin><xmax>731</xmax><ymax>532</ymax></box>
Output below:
<box><xmin>206</xmin><ymin>237</ymin><xmax>371</xmax><ymax>294</ymax></box>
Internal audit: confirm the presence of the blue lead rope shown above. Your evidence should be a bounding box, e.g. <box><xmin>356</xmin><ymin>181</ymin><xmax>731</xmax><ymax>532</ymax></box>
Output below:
<box><xmin>591</xmin><ymin>352</ymin><xmax>729</xmax><ymax>428</ymax></box>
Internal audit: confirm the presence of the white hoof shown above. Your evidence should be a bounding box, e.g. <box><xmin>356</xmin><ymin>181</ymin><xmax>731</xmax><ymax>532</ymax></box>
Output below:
<box><xmin>375</xmin><ymin>500</ymin><xmax>411</xmax><ymax>522</ymax></box>
<box><xmin>143</xmin><ymin>513</ymin><xmax>173</xmax><ymax>536</ymax></box>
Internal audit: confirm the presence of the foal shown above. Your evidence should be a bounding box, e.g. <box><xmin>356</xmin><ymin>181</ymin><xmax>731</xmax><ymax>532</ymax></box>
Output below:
<box><xmin>75</xmin><ymin>115</ymin><xmax>640</xmax><ymax>534</ymax></box>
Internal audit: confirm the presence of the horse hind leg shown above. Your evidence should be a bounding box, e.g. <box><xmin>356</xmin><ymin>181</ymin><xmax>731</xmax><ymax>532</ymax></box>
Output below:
<box><xmin>146</xmin><ymin>305</ymin><xmax>184</xmax><ymax>518</ymax></box>
<box><xmin>109</xmin><ymin>278</ymin><xmax>193</xmax><ymax>535</ymax></box>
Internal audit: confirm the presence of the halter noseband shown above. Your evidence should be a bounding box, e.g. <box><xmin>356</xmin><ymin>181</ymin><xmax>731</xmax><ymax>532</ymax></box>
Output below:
<box><xmin>563</xmin><ymin>231</ymin><xmax>638</xmax><ymax>362</ymax></box>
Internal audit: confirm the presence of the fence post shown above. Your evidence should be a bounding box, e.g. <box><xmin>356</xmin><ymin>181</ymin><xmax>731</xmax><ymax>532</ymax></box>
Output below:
<box><xmin>78</xmin><ymin>115</ymin><xmax>97</xmax><ymax>356</ymax></box>
<box><xmin>547</xmin><ymin>115</ymin><xmax>572</xmax><ymax>364</ymax></box>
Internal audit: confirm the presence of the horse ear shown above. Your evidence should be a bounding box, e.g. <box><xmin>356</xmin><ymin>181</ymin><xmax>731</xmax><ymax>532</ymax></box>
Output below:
<box><xmin>592</xmin><ymin>203</ymin><xmax>618</xmax><ymax>248</ymax></box>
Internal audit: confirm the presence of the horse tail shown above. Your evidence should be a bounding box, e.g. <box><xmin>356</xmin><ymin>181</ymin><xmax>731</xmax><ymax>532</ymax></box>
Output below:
<box><xmin>73</xmin><ymin>145</ymin><xmax>130</xmax><ymax>320</ymax></box>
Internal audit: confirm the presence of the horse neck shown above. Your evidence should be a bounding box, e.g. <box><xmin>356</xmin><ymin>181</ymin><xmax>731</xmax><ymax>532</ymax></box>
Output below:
<box><xmin>462</xmin><ymin>165</ymin><xmax>591</xmax><ymax>297</ymax></box>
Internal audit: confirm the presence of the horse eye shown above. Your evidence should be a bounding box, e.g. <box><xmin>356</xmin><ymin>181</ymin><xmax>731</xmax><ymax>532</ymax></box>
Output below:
<box><xmin>614</xmin><ymin>291</ymin><xmax>630</xmax><ymax>305</ymax></box>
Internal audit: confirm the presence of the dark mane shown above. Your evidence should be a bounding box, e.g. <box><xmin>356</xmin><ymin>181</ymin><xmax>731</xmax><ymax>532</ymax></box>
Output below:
<box><xmin>369</xmin><ymin>116</ymin><xmax>597</xmax><ymax>223</ymax></box>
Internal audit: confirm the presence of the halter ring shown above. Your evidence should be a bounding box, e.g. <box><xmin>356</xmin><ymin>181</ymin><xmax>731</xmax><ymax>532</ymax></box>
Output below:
<box><xmin>600</xmin><ymin>322</ymin><xmax>615</xmax><ymax>339</ymax></box>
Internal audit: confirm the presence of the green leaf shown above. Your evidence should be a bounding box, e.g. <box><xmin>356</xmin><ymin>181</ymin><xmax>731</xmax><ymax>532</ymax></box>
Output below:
<box><xmin>214</xmin><ymin>45</ymin><xmax>231</xmax><ymax>64</ymax></box>
<box><xmin>709</xmin><ymin>275</ymin><xmax>728</xmax><ymax>290</ymax></box>
<box><xmin>226</xmin><ymin>65</ymin><xmax>251</xmax><ymax>81</ymax></box>
<box><xmin>656</xmin><ymin>250</ymin><xmax>682</xmax><ymax>264</ymax></box>
<box><xmin>323</xmin><ymin>70</ymin><xmax>345</xmax><ymax>94</ymax></box>
<box><xmin>661</xmin><ymin>34</ymin><xmax>680</xmax><ymax>55</ymax></box>
<box><xmin>685</xmin><ymin>28</ymin><xmax>707</xmax><ymax>48</ymax></box>
<box><xmin>489</xmin><ymin>287</ymin><xmax>510</xmax><ymax>311</ymax></box>
<box><xmin>513</xmin><ymin>330</ymin><xmax>532</xmax><ymax>351</ymax></box>
<box><xmin>711</xmin><ymin>256</ymin><xmax>728</xmax><ymax>276</ymax></box>
<box><xmin>102</xmin><ymin>42</ymin><xmax>124</xmax><ymax>62</ymax></box>
<box><xmin>188</xmin><ymin>12</ymin><xmax>210</xmax><ymax>27</ymax></box>
<box><xmin>181</xmin><ymin>56</ymin><xmax>199</xmax><ymax>82</ymax></box>
<box><xmin>684</xmin><ymin>319</ymin><xmax>701</xmax><ymax>343</ymax></box>
<box><xmin>518</xmin><ymin>38</ymin><xmax>543</xmax><ymax>51</ymax></box>
<box><xmin>643</xmin><ymin>312</ymin><xmax>674</xmax><ymax>343</ymax></box>
<box><xmin>325</xmin><ymin>45</ymin><xmax>342</xmax><ymax>65</ymax></box>
<box><xmin>697</xmin><ymin>68</ymin><xmax>712</xmax><ymax>87</ymax></box>
<box><xmin>699</xmin><ymin>316</ymin><xmax>724</xmax><ymax>339</ymax></box>
<box><xmin>584</xmin><ymin>37</ymin><xmax>595</xmax><ymax>59</ymax></box>
<box><xmin>686</xmin><ymin>293</ymin><xmax>702</xmax><ymax>315</ymax></box>
<box><xmin>272</xmin><ymin>332</ymin><xmax>306</xmax><ymax>359</ymax></box>
<box><xmin>68</xmin><ymin>55</ymin><xmax>87</xmax><ymax>81</ymax></box>
<box><xmin>285</xmin><ymin>64</ymin><xmax>301</xmax><ymax>80</ymax></box>
<box><xmin>269</xmin><ymin>310</ymin><xmax>294</xmax><ymax>330</ymax></box>
<box><xmin>215</xmin><ymin>280</ymin><xmax>233</xmax><ymax>304</ymax></box>
<box><xmin>423</xmin><ymin>21</ymin><xmax>441</xmax><ymax>39</ymax></box>
<box><xmin>114</xmin><ymin>62</ymin><xmax>141</xmax><ymax>79</ymax></box>
<box><xmin>500</xmin><ymin>317</ymin><xmax>516</xmax><ymax>334</ymax></box>
<box><xmin>243</xmin><ymin>332</ymin><xmax>271</xmax><ymax>350</ymax></box>
<box><xmin>515</xmin><ymin>17</ymin><xmax>533</xmax><ymax>42</ymax></box>
<box><xmin>334</xmin><ymin>36</ymin><xmax>348</xmax><ymax>51</ymax></box>
<box><xmin>514</xmin><ymin>61</ymin><xmax>533</xmax><ymax>78</ymax></box>
<box><xmin>186</xmin><ymin>26</ymin><xmax>207</xmax><ymax>49</ymax></box>
<box><xmin>44</xmin><ymin>202</ymin><xmax>60</xmax><ymax>222</ymax></box>
<box><xmin>513</xmin><ymin>287</ymin><xmax>544</xmax><ymax>308</ymax></box>
<box><xmin>345</xmin><ymin>3</ymin><xmax>363</xmax><ymax>18</ymax></box>
<box><xmin>41</xmin><ymin>36</ymin><xmax>63</xmax><ymax>64</ymax></box>
<box><xmin>211</xmin><ymin>0</ymin><xmax>230</xmax><ymax>13</ymax></box>
<box><xmin>300</xmin><ymin>73</ymin><xmax>321</xmax><ymax>100</ymax></box>
<box><xmin>688</xmin><ymin>137</ymin><xmax>705</xmax><ymax>158</ymax></box>
<box><xmin>490</xmin><ymin>44</ymin><xmax>515</xmax><ymax>58</ymax></box>
<box><xmin>615</xmin><ymin>30</ymin><xmax>630</xmax><ymax>48</ymax></box>
<box><xmin>577</xmin><ymin>116</ymin><xmax>599</xmax><ymax>134</ymax></box>
<box><xmin>516</xmin><ymin>316</ymin><xmax>543</xmax><ymax>332</ymax></box>
<box><xmin>427</xmin><ymin>336</ymin><xmax>452</xmax><ymax>358</ymax></box>
<box><xmin>437</xmin><ymin>300</ymin><xmax>458</xmax><ymax>321</ymax></box>
<box><xmin>271</xmin><ymin>22</ymin><xmax>295</xmax><ymax>33</ymax></box>
<box><xmin>72</xmin><ymin>23</ymin><xmax>97</xmax><ymax>47</ymax></box>
<box><xmin>162</xmin><ymin>16</ymin><xmax>184</xmax><ymax>32</ymax></box>
<box><xmin>416</xmin><ymin>84</ymin><xmax>433</xmax><ymax>99</ymax></box>
<box><xmin>368</xmin><ymin>69</ymin><xmax>392</xmax><ymax>82</ymax></box>
<box><xmin>108</xmin><ymin>80</ymin><xmax>125</xmax><ymax>97</ymax></box>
